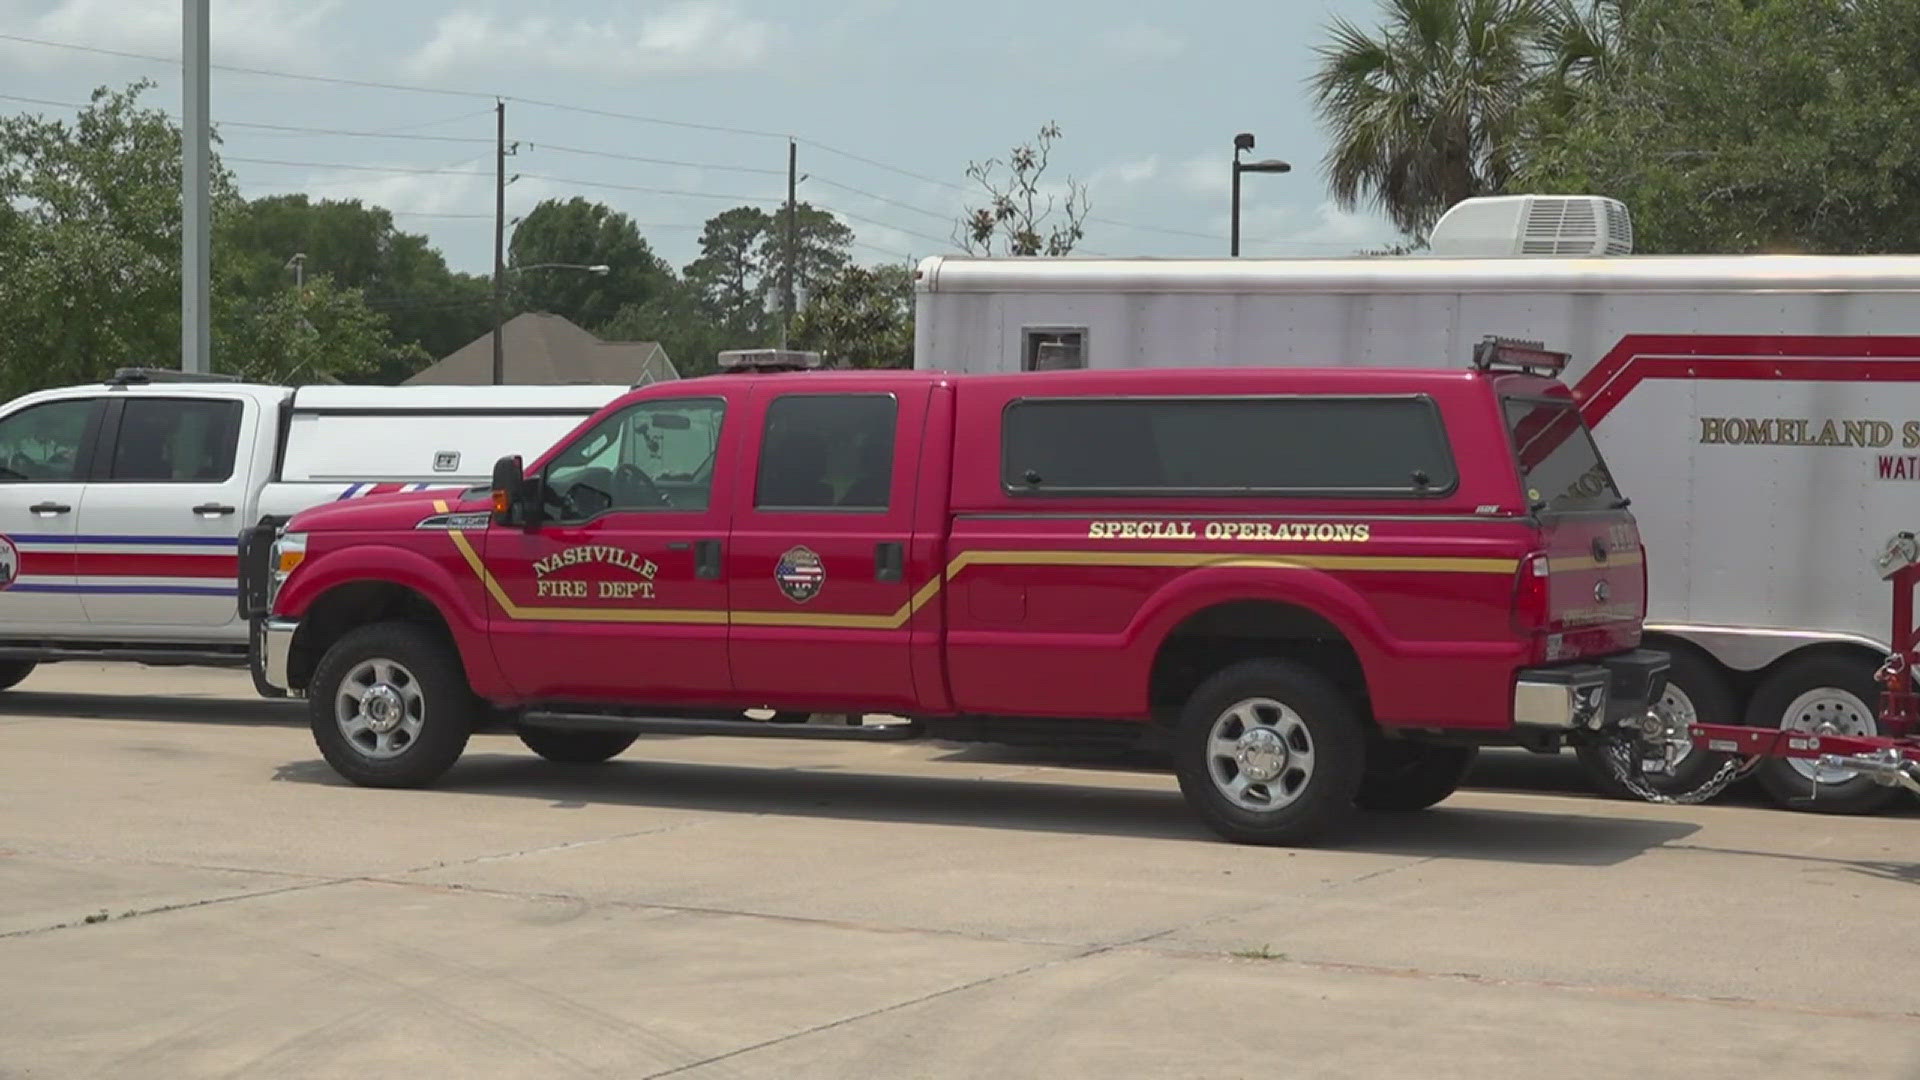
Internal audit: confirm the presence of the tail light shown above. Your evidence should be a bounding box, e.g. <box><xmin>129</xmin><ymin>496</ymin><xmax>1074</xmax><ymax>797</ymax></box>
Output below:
<box><xmin>1511</xmin><ymin>551</ymin><xmax>1552</xmax><ymax>634</ymax></box>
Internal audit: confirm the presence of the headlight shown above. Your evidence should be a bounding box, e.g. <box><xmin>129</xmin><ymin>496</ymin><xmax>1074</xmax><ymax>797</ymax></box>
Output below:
<box><xmin>268</xmin><ymin>531</ymin><xmax>307</xmax><ymax>604</ymax></box>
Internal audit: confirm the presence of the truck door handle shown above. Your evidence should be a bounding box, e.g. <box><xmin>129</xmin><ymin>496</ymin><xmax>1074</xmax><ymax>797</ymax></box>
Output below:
<box><xmin>875</xmin><ymin>541</ymin><xmax>904</xmax><ymax>582</ymax></box>
<box><xmin>29</xmin><ymin>502</ymin><xmax>70</xmax><ymax>516</ymax></box>
<box><xmin>193</xmin><ymin>503</ymin><xmax>236</xmax><ymax>517</ymax></box>
<box><xmin>694</xmin><ymin>539</ymin><xmax>722</xmax><ymax>580</ymax></box>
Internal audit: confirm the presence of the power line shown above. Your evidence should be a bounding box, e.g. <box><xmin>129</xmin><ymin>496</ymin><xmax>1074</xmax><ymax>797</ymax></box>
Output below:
<box><xmin>514</xmin><ymin>173</ymin><xmax>784</xmax><ymax>205</ymax></box>
<box><xmin>509</xmin><ymin>97</ymin><xmax>788</xmax><ymax>141</ymax></box>
<box><xmin>524</xmin><ymin>142</ymin><xmax>785</xmax><ymax>177</ymax></box>
<box><xmin>0</xmin><ymin>32</ymin><xmax>492</xmax><ymax>100</ymax></box>
<box><xmin>809</xmin><ymin>176</ymin><xmax>952</xmax><ymax>223</ymax></box>
<box><xmin>226</xmin><ymin>155</ymin><xmax>493</xmax><ymax>177</ymax></box>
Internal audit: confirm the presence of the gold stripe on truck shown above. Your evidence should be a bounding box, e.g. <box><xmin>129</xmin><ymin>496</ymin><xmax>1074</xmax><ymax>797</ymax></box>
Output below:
<box><xmin>431</xmin><ymin>502</ymin><xmax>1518</xmax><ymax>628</ymax></box>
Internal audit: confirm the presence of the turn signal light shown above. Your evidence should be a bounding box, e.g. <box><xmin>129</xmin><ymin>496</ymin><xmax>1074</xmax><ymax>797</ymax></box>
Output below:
<box><xmin>492</xmin><ymin>489</ymin><xmax>509</xmax><ymax>514</ymax></box>
<box><xmin>1511</xmin><ymin>551</ymin><xmax>1552</xmax><ymax>634</ymax></box>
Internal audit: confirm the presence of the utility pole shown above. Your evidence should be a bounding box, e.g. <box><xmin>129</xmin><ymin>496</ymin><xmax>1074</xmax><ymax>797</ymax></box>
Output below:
<box><xmin>491</xmin><ymin>100</ymin><xmax>507</xmax><ymax>385</ymax></box>
<box><xmin>181</xmin><ymin>0</ymin><xmax>210</xmax><ymax>373</ymax></box>
<box><xmin>781</xmin><ymin>138</ymin><xmax>796</xmax><ymax>349</ymax></box>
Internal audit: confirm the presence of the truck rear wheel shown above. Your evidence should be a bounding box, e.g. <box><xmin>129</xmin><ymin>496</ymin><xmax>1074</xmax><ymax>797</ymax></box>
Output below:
<box><xmin>309</xmin><ymin>621</ymin><xmax>475</xmax><ymax>789</ymax></box>
<box><xmin>0</xmin><ymin>660</ymin><xmax>35</xmax><ymax>692</ymax></box>
<box><xmin>1746</xmin><ymin>654</ymin><xmax>1903</xmax><ymax>814</ymax></box>
<box><xmin>1355</xmin><ymin>741</ymin><xmax>1477</xmax><ymax>811</ymax></box>
<box><xmin>517</xmin><ymin>727</ymin><xmax>637</xmax><ymax>764</ymax></box>
<box><xmin>1173</xmin><ymin>659</ymin><xmax>1364</xmax><ymax>846</ymax></box>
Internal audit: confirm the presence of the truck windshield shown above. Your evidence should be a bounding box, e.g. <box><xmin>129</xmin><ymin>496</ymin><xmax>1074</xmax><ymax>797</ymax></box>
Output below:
<box><xmin>1503</xmin><ymin>397</ymin><xmax>1623</xmax><ymax>513</ymax></box>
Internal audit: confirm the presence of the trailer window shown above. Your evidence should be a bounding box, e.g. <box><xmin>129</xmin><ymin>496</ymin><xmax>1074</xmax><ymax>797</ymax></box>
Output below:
<box><xmin>1002</xmin><ymin>396</ymin><xmax>1456</xmax><ymax>496</ymax></box>
<box><xmin>1502</xmin><ymin>397</ymin><xmax>1622</xmax><ymax>512</ymax></box>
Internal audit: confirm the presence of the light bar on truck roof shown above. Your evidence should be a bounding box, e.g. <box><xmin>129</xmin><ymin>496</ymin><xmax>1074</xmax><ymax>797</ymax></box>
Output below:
<box><xmin>717</xmin><ymin>349</ymin><xmax>823</xmax><ymax>373</ymax></box>
<box><xmin>1469</xmin><ymin>336</ymin><xmax>1571</xmax><ymax>377</ymax></box>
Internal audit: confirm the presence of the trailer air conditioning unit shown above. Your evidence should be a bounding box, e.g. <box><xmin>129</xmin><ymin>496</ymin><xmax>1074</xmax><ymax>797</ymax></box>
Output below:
<box><xmin>1425</xmin><ymin>195</ymin><xmax>1633</xmax><ymax>257</ymax></box>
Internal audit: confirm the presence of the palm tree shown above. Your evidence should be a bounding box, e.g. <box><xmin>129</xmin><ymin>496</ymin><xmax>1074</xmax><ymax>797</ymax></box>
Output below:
<box><xmin>1309</xmin><ymin>0</ymin><xmax>1547</xmax><ymax>236</ymax></box>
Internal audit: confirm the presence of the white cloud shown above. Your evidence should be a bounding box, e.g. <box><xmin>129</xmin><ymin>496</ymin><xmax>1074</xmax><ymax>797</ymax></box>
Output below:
<box><xmin>1092</xmin><ymin>22</ymin><xmax>1184</xmax><ymax>64</ymax></box>
<box><xmin>405</xmin><ymin>2</ymin><xmax>778</xmax><ymax>79</ymax></box>
<box><xmin>25</xmin><ymin>0</ymin><xmax>341</xmax><ymax>64</ymax></box>
<box><xmin>1090</xmin><ymin>155</ymin><xmax>1161</xmax><ymax>189</ymax></box>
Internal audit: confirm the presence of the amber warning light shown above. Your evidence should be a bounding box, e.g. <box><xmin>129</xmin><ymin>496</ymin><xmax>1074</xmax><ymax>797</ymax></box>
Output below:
<box><xmin>1471</xmin><ymin>336</ymin><xmax>1570</xmax><ymax>377</ymax></box>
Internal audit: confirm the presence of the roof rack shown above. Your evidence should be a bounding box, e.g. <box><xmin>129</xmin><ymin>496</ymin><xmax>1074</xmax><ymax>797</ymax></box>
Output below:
<box><xmin>716</xmin><ymin>349</ymin><xmax>822</xmax><ymax>373</ymax></box>
<box><xmin>107</xmin><ymin>367</ymin><xmax>242</xmax><ymax>386</ymax></box>
<box><xmin>1469</xmin><ymin>336</ymin><xmax>1570</xmax><ymax>377</ymax></box>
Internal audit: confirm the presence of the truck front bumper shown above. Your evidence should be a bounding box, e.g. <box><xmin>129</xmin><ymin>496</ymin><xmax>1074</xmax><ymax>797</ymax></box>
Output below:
<box><xmin>1513</xmin><ymin>649</ymin><xmax>1669</xmax><ymax>732</ymax></box>
<box><xmin>254</xmin><ymin>617</ymin><xmax>299</xmax><ymax>697</ymax></box>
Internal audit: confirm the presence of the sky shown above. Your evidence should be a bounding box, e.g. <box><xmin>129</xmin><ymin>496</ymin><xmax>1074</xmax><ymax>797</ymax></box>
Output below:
<box><xmin>0</xmin><ymin>0</ymin><xmax>1407</xmax><ymax>277</ymax></box>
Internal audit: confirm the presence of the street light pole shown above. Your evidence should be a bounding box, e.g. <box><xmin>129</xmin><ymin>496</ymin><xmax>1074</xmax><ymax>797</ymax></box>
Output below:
<box><xmin>492</xmin><ymin>99</ymin><xmax>506</xmax><ymax>386</ymax></box>
<box><xmin>1230</xmin><ymin>133</ymin><xmax>1292</xmax><ymax>258</ymax></box>
<box><xmin>181</xmin><ymin>0</ymin><xmax>210</xmax><ymax>373</ymax></box>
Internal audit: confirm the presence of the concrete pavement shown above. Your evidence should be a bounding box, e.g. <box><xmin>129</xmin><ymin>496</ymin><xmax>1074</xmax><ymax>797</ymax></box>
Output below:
<box><xmin>1</xmin><ymin>663</ymin><xmax>1916</xmax><ymax>1078</ymax></box>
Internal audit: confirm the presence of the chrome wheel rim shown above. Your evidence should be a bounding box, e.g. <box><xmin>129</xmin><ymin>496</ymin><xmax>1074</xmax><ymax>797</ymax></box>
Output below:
<box><xmin>1778</xmin><ymin>687</ymin><xmax>1876</xmax><ymax>785</ymax></box>
<box><xmin>336</xmin><ymin>657</ymin><xmax>425</xmax><ymax>760</ymax></box>
<box><xmin>1206</xmin><ymin>697</ymin><xmax>1316</xmax><ymax>812</ymax></box>
<box><xmin>1646</xmin><ymin>682</ymin><xmax>1698</xmax><ymax>774</ymax></box>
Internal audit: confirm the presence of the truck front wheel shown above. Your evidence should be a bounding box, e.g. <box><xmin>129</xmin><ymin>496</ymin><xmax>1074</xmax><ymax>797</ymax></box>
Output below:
<box><xmin>0</xmin><ymin>660</ymin><xmax>35</xmax><ymax>693</ymax></box>
<box><xmin>1173</xmin><ymin>659</ymin><xmax>1365</xmax><ymax>846</ymax></box>
<box><xmin>517</xmin><ymin>727</ymin><xmax>637</xmax><ymax>764</ymax></box>
<box><xmin>309</xmin><ymin>622</ymin><xmax>475</xmax><ymax>789</ymax></box>
<box><xmin>1355</xmin><ymin>741</ymin><xmax>1477</xmax><ymax>811</ymax></box>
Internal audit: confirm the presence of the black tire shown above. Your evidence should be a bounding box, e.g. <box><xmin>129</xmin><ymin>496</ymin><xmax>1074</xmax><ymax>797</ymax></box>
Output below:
<box><xmin>1746</xmin><ymin>654</ymin><xmax>1903</xmax><ymax>814</ymax></box>
<box><xmin>308</xmin><ymin>621</ymin><xmax>476</xmax><ymax>788</ymax></box>
<box><xmin>1356</xmin><ymin>741</ymin><xmax>1478</xmax><ymax>811</ymax></box>
<box><xmin>517</xmin><ymin>727</ymin><xmax>637</xmax><ymax>764</ymax></box>
<box><xmin>1574</xmin><ymin>647</ymin><xmax>1743</xmax><ymax>800</ymax></box>
<box><xmin>0</xmin><ymin>660</ymin><xmax>35</xmax><ymax>692</ymax></box>
<box><xmin>1172</xmin><ymin>659</ymin><xmax>1365</xmax><ymax>846</ymax></box>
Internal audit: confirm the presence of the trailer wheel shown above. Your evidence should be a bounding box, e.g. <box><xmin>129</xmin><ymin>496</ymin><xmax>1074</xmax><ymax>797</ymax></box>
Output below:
<box><xmin>1746</xmin><ymin>654</ymin><xmax>1903</xmax><ymax>814</ymax></box>
<box><xmin>517</xmin><ymin>727</ymin><xmax>637</xmax><ymax>764</ymax></box>
<box><xmin>1575</xmin><ymin>649</ymin><xmax>1741</xmax><ymax>800</ymax></box>
<box><xmin>1355</xmin><ymin>741</ymin><xmax>1477</xmax><ymax>812</ymax></box>
<box><xmin>1173</xmin><ymin>659</ymin><xmax>1364</xmax><ymax>845</ymax></box>
<box><xmin>0</xmin><ymin>660</ymin><xmax>35</xmax><ymax>693</ymax></box>
<box><xmin>309</xmin><ymin>621</ymin><xmax>475</xmax><ymax>789</ymax></box>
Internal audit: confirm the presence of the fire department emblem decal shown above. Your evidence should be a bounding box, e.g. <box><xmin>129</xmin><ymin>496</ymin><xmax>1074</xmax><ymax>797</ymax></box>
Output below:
<box><xmin>774</xmin><ymin>545</ymin><xmax>825</xmax><ymax>603</ymax></box>
<box><xmin>0</xmin><ymin>535</ymin><xmax>16</xmax><ymax>592</ymax></box>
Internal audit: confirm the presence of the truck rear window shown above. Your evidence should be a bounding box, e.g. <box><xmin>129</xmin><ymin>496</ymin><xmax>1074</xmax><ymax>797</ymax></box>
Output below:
<box><xmin>1002</xmin><ymin>396</ymin><xmax>1457</xmax><ymax>496</ymax></box>
<box><xmin>1502</xmin><ymin>397</ymin><xmax>1622</xmax><ymax>512</ymax></box>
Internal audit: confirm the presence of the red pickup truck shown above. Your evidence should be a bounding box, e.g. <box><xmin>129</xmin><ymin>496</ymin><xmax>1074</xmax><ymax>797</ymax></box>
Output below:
<box><xmin>252</xmin><ymin>344</ymin><xmax>1668</xmax><ymax>844</ymax></box>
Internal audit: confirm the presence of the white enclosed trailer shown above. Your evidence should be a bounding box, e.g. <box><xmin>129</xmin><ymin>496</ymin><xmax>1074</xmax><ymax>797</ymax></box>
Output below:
<box><xmin>912</xmin><ymin>207</ymin><xmax>1920</xmax><ymax>811</ymax></box>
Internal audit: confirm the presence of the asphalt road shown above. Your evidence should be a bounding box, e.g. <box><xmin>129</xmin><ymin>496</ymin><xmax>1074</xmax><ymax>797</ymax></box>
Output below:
<box><xmin>1</xmin><ymin>663</ymin><xmax>1916</xmax><ymax>1079</ymax></box>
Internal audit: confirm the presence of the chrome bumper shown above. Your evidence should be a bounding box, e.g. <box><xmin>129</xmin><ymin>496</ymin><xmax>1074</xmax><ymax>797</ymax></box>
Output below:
<box><xmin>256</xmin><ymin>617</ymin><xmax>299</xmax><ymax>695</ymax></box>
<box><xmin>1513</xmin><ymin>649</ymin><xmax>1670</xmax><ymax>731</ymax></box>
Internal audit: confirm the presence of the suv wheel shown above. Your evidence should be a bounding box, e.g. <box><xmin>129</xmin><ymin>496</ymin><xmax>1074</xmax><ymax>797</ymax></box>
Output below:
<box><xmin>1356</xmin><ymin>741</ymin><xmax>1477</xmax><ymax>811</ymax></box>
<box><xmin>309</xmin><ymin>622</ymin><xmax>475</xmax><ymax>788</ymax></box>
<box><xmin>518</xmin><ymin>727</ymin><xmax>637</xmax><ymax>764</ymax></box>
<box><xmin>1173</xmin><ymin>659</ymin><xmax>1364</xmax><ymax>846</ymax></box>
<box><xmin>0</xmin><ymin>660</ymin><xmax>35</xmax><ymax>693</ymax></box>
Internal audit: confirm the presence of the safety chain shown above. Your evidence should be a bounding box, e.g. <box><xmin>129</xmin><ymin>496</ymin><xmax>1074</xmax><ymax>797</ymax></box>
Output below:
<box><xmin>1590</xmin><ymin>730</ymin><xmax>1753</xmax><ymax>806</ymax></box>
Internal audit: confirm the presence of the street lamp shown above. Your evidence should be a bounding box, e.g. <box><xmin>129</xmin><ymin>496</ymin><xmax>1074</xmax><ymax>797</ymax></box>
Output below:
<box><xmin>1230</xmin><ymin>133</ymin><xmax>1291</xmax><ymax>257</ymax></box>
<box><xmin>490</xmin><ymin>263</ymin><xmax>614</xmax><ymax>384</ymax></box>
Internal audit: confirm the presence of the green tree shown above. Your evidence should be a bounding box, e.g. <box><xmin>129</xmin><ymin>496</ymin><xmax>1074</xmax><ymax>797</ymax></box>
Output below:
<box><xmin>682</xmin><ymin>206</ymin><xmax>772</xmax><ymax>327</ymax></box>
<box><xmin>1309</xmin><ymin>0</ymin><xmax>1544</xmax><ymax>236</ymax></box>
<box><xmin>1517</xmin><ymin>0</ymin><xmax>1920</xmax><ymax>253</ymax></box>
<box><xmin>0</xmin><ymin>81</ymin><xmax>428</xmax><ymax>397</ymax></box>
<box><xmin>954</xmin><ymin>122</ymin><xmax>1089</xmax><ymax>256</ymax></box>
<box><xmin>507</xmin><ymin>197</ymin><xmax>672</xmax><ymax>330</ymax></box>
<box><xmin>759</xmin><ymin>201</ymin><xmax>855</xmax><ymax>313</ymax></box>
<box><xmin>218</xmin><ymin>194</ymin><xmax>492</xmax><ymax>370</ymax></box>
<box><xmin>214</xmin><ymin>274</ymin><xmax>427</xmax><ymax>384</ymax></box>
<box><xmin>790</xmin><ymin>264</ymin><xmax>915</xmax><ymax>369</ymax></box>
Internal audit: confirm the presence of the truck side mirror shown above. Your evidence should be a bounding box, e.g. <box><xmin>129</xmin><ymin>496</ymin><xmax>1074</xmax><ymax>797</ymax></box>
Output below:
<box><xmin>490</xmin><ymin>455</ymin><xmax>525</xmax><ymax>526</ymax></box>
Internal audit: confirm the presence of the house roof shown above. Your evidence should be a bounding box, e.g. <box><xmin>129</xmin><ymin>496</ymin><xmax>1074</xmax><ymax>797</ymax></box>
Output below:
<box><xmin>404</xmin><ymin>312</ymin><xmax>679</xmax><ymax>386</ymax></box>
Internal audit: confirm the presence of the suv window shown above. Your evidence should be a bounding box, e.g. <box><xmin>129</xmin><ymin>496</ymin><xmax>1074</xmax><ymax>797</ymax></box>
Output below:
<box><xmin>108</xmin><ymin>399</ymin><xmax>244</xmax><ymax>482</ymax></box>
<box><xmin>0</xmin><ymin>399</ymin><xmax>95</xmax><ymax>483</ymax></box>
<box><xmin>1002</xmin><ymin>396</ymin><xmax>1457</xmax><ymax>496</ymax></box>
<box><xmin>1503</xmin><ymin>397</ymin><xmax>1623</xmax><ymax>512</ymax></box>
<box><xmin>756</xmin><ymin>394</ymin><xmax>898</xmax><ymax>511</ymax></box>
<box><xmin>543</xmin><ymin>397</ymin><xmax>725</xmax><ymax>521</ymax></box>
